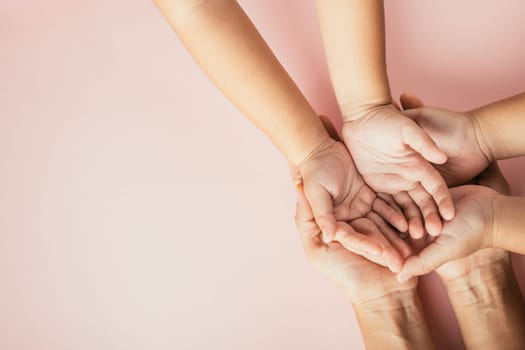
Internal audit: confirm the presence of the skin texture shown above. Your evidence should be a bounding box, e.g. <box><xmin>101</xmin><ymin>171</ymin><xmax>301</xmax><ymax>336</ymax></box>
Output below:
<box><xmin>154</xmin><ymin>0</ymin><xmax>408</xmax><ymax>247</ymax></box>
<box><xmin>315</xmin><ymin>0</ymin><xmax>454</xmax><ymax>238</ymax></box>
<box><xmin>392</xmin><ymin>94</ymin><xmax>525</xmax><ymax>348</ymax></box>
<box><xmin>473</xmin><ymin>92</ymin><xmax>525</xmax><ymax>160</ymax></box>
<box><xmin>439</xmin><ymin>253</ymin><xmax>525</xmax><ymax>350</ymax></box>
<box><xmin>295</xmin><ymin>184</ymin><xmax>435</xmax><ymax>349</ymax></box>
<box><xmin>435</xmin><ymin>164</ymin><xmax>525</xmax><ymax>350</ymax></box>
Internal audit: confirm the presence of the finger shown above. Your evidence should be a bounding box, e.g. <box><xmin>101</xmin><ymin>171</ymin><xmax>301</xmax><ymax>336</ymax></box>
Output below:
<box><xmin>377</xmin><ymin>193</ymin><xmax>404</xmax><ymax>214</ymax></box>
<box><xmin>407</xmin><ymin>184</ymin><xmax>443</xmax><ymax>236</ymax></box>
<box><xmin>350</xmin><ymin>218</ymin><xmax>404</xmax><ymax>273</ymax></box>
<box><xmin>288</xmin><ymin>162</ymin><xmax>302</xmax><ymax>185</ymax></box>
<box><xmin>400</xmin><ymin>92</ymin><xmax>425</xmax><ymax>110</ymax></box>
<box><xmin>367</xmin><ymin>212</ymin><xmax>412</xmax><ymax>259</ymax></box>
<box><xmin>393</xmin><ymin>192</ymin><xmax>424</xmax><ymax>239</ymax></box>
<box><xmin>295</xmin><ymin>184</ymin><xmax>314</xmax><ymax>225</ymax></box>
<box><xmin>372</xmin><ymin>198</ymin><xmax>408</xmax><ymax>233</ymax></box>
<box><xmin>402</xmin><ymin>123</ymin><xmax>447</xmax><ymax>164</ymax></box>
<box><xmin>417</xmin><ymin>165</ymin><xmax>456</xmax><ymax>220</ymax></box>
<box><xmin>294</xmin><ymin>184</ymin><xmax>322</xmax><ymax>246</ymax></box>
<box><xmin>334</xmin><ymin>222</ymin><xmax>383</xmax><ymax>257</ymax></box>
<box><xmin>303</xmin><ymin>182</ymin><xmax>337</xmax><ymax>243</ymax></box>
<box><xmin>319</xmin><ymin>115</ymin><xmax>342</xmax><ymax>142</ymax></box>
<box><xmin>397</xmin><ymin>239</ymin><xmax>462</xmax><ymax>283</ymax></box>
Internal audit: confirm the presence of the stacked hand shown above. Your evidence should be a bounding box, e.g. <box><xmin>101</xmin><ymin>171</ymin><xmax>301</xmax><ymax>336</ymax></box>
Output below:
<box><xmin>296</xmin><ymin>93</ymin><xmax>514</xmax><ymax>286</ymax></box>
<box><xmin>294</xmin><ymin>182</ymin><xmax>415</xmax><ymax>303</ymax></box>
<box><xmin>293</xmin><ymin>116</ymin><xmax>410</xmax><ymax>273</ymax></box>
<box><xmin>395</xmin><ymin>94</ymin><xmax>508</xmax><ymax>282</ymax></box>
<box><xmin>342</xmin><ymin>104</ymin><xmax>455</xmax><ymax>238</ymax></box>
<box><xmin>298</xmin><ymin>89</ymin><xmax>520</xmax><ymax>283</ymax></box>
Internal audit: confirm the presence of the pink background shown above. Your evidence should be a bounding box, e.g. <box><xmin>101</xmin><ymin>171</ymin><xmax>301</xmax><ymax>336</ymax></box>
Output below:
<box><xmin>1</xmin><ymin>1</ymin><xmax>525</xmax><ymax>349</ymax></box>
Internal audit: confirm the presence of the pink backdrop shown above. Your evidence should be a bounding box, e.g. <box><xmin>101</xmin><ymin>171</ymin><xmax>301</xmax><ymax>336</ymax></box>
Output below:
<box><xmin>1</xmin><ymin>1</ymin><xmax>524</xmax><ymax>349</ymax></box>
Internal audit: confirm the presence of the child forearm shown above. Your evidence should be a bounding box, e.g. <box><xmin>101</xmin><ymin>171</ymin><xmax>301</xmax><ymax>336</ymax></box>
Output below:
<box><xmin>154</xmin><ymin>0</ymin><xmax>329</xmax><ymax>165</ymax></box>
<box><xmin>472</xmin><ymin>92</ymin><xmax>525</xmax><ymax>160</ymax></box>
<box><xmin>492</xmin><ymin>195</ymin><xmax>525</xmax><ymax>254</ymax></box>
<box><xmin>315</xmin><ymin>0</ymin><xmax>391</xmax><ymax>119</ymax></box>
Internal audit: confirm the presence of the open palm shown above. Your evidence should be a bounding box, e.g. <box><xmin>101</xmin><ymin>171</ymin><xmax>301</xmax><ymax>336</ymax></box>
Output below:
<box><xmin>295</xmin><ymin>186</ymin><xmax>415</xmax><ymax>303</ymax></box>
<box><xmin>342</xmin><ymin>105</ymin><xmax>454</xmax><ymax>237</ymax></box>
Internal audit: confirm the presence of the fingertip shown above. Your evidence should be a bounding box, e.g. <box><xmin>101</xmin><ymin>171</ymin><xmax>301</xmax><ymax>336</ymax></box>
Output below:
<box><xmin>396</xmin><ymin>271</ymin><xmax>412</xmax><ymax>284</ymax></box>
<box><xmin>409</xmin><ymin>219</ymin><xmax>425</xmax><ymax>240</ymax></box>
<box><xmin>383</xmin><ymin>246</ymin><xmax>404</xmax><ymax>273</ymax></box>
<box><xmin>320</xmin><ymin>220</ymin><xmax>336</xmax><ymax>244</ymax></box>
<box><xmin>439</xmin><ymin>200</ymin><xmax>456</xmax><ymax>221</ymax></box>
<box><xmin>425</xmin><ymin>216</ymin><xmax>443</xmax><ymax>237</ymax></box>
<box><xmin>389</xmin><ymin>256</ymin><xmax>403</xmax><ymax>274</ymax></box>
<box><xmin>432</xmin><ymin>151</ymin><xmax>448</xmax><ymax>165</ymax></box>
<box><xmin>389</xmin><ymin>210</ymin><xmax>409</xmax><ymax>233</ymax></box>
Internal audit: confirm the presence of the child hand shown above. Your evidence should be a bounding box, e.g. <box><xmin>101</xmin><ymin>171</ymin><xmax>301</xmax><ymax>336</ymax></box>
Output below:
<box><xmin>400</xmin><ymin>93</ymin><xmax>491</xmax><ymax>186</ymax></box>
<box><xmin>397</xmin><ymin>185</ymin><xmax>500</xmax><ymax>283</ymax></box>
<box><xmin>342</xmin><ymin>105</ymin><xmax>454</xmax><ymax>238</ymax></box>
<box><xmin>297</xmin><ymin>137</ymin><xmax>408</xmax><ymax>246</ymax></box>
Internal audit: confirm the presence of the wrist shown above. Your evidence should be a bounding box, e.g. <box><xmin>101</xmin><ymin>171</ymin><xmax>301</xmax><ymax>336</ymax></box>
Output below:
<box><xmin>340</xmin><ymin>96</ymin><xmax>392</xmax><ymax>122</ymax></box>
<box><xmin>469</xmin><ymin>107</ymin><xmax>501</xmax><ymax>161</ymax></box>
<box><xmin>490</xmin><ymin>193</ymin><xmax>507</xmax><ymax>250</ymax></box>
<box><xmin>440</xmin><ymin>251</ymin><xmax>512</xmax><ymax>297</ymax></box>
<box><xmin>288</xmin><ymin>117</ymin><xmax>332</xmax><ymax>167</ymax></box>
<box><xmin>490</xmin><ymin>195</ymin><xmax>525</xmax><ymax>254</ymax></box>
<box><xmin>354</xmin><ymin>289</ymin><xmax>434</xmax><ymax>350</ymax></box>
<box><xmin>352</xmin><ymin>288</ymin><xmax>419</xmax><ymax>314</ymax></box>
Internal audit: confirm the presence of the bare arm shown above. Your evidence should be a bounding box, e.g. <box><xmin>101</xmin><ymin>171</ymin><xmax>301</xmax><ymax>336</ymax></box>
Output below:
<box><xmin>315</xmin><ymin>0</ymin><xmax>454</xmax><ymax>235</ymax></box>
<box><xmin>439</xmin><ymin>252</ymin><xmax>525</xmax><ymax>349</ymax></box>
<box><xmin>154</xmin><ymin>0</ymin><xmax>328</xmax><ymax>165</ymax></box>
<box><xmin>315</xmin><ymin>0</ymin><xmax>390</xmax><ymax>119</ymax></box>
<box><xmin>473</xmin><ymin>92</ymin><xmax>525</xmax><ymax>160</ymax></box>
<box><xmin>354</xmin><ymin>290</ymin><xmax>435</xmax><ymax>350</ymax></box>
<box><xmin>493</xmin><ymin>195</ymin><xmax>525</xmax><ymax>254</ymax></box>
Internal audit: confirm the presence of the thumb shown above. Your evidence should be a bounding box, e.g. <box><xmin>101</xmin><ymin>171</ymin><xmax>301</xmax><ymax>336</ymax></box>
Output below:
<box><xmin>396</xmin><ymin>240</ymin><xmax>458</xmax><ymax>283</ymax></box>
<box><xmin>303</xmin><ymin>181</ymin><xmax>336</xmax><ymax>244</ymax></box>
<box><xmin>334</xmin><ymin>222</ymin><xmax>383</xmax><ymax>257</ymax></box>
<box><xmin>400</xmin><ymin>92</ymin><xmax>425</xmax><ymax>110</ymax></box>
<box><xmin>402</xmin><ymin>123</ymin><xmax>447</xmax><ymax>164</ymax></box>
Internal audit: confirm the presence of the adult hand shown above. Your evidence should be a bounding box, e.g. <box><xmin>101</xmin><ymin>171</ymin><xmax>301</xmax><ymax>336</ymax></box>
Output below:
<box><xmin>342</xmin><ymin>104</ymin><xmax>453</xmax><ymax>239</ymax></box>
<box><xmin>435</xmin><ymin>161</ymin><xmax>510</xmax><ymax>281</ymax></box>
<box><xmin>294</xmin><ymin>184</ymin><xmax>415</xmax><ymax>302</ymax></box>
<box><xmin>397</xmin><ymin>182</ymin><xmax>501</xmax><ymax>283</ymax></box>
<box><xmin>400</xmin><ymin>93</ymin><xmax>492</xmax><ymax>186</ymax></box>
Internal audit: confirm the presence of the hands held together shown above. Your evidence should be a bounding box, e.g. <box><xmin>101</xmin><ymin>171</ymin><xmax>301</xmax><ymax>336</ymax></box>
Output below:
<box><xmin>294</xmin><ymin>92</ymin><xmax>511</xmax><ymax>286</ymax></box>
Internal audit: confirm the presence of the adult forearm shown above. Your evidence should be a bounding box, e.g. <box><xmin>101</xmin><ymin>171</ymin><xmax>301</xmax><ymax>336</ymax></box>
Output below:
<box><xmin>353</xmin><ymin>290</ymin><xmax>435</xmax><ymax>350</ymax></box>
<box><xmin>155</xmin><ymin>0</ymin><xmax>328</xmax><ymax>165</ymax></box>
<box><xmin>315</xmin><ymin>0</ymin><xmax>391</xmax><ymax>120</ymax></box>
<box><xmin>472</xmin><ymin>92</ymin><xmax>525</xmax><ymax>160</ymax></box>
<box><xmin>492</xmin><ymin>195</ymin><xmax>525</xmax><ymax>254</ymax></box>
<box><xmin>441</xmin><ymin>259</ymin><xmax>525</xmax><ymax>349</ymax></box>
